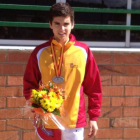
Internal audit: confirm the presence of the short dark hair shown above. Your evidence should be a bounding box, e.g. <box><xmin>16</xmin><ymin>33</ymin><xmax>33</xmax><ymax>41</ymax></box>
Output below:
<box><xmin>49</xmin><ymin>2</ymin><xmax>74</xmax><ymax>24</ymax></box>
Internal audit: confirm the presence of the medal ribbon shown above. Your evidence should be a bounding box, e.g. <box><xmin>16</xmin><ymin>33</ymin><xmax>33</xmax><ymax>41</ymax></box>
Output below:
<box><xmin>51</xmin><ymin>42</ymin><xmax>64</xmax><ymax>77</ymax></box>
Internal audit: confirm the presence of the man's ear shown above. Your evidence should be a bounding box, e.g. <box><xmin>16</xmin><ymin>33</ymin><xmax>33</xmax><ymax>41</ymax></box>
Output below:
<box><xmin>71</xmin><ymin>22</ymin><xmax>75</xmax><ymax>29</ymax></box>
<box><xmin>49</xmin><ymin>22</ymin><xmax>52</xmax><ymax>29</ymax></box>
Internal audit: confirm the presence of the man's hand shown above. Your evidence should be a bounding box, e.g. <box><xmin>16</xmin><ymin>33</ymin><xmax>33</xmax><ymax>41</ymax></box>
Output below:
<box><xmin>88</xmin><ymin>120</ymin><xmax>98</xmax><ymax>138</ymax></box>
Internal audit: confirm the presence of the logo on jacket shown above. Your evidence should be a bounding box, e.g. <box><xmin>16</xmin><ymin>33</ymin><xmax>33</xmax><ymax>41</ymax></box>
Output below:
<box><xmin>70</xmin><ymin>63</ymin><xmax>78</xmax><ymax>68</ymax></box>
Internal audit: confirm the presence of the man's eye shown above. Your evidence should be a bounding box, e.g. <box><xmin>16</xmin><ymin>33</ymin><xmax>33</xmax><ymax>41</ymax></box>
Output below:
<box><xmin>64</xmin><ymin>23</ymin><xmax>69</xmax><ymax>26</ymax></box>
<box><xmin>55</xmin><ymin>23</ymin><xmax>59</xmax><ymax>25</ymax></box>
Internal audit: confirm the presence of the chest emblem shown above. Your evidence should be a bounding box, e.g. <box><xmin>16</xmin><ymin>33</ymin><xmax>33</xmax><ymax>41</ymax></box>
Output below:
<box><xmin>70</xmin><ymin>63</ymin><xmax>78</xmax><ymax>68</ymax></box>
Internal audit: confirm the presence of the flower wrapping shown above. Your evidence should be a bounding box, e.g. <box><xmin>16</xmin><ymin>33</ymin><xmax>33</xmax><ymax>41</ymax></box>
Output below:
<box><xmin>29</xmin><ymin>81</ymin><xmax>66</xmax><ymax>130</ymax></box>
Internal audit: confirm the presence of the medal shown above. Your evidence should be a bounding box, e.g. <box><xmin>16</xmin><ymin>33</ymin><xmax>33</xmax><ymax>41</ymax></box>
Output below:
<box><xmin>52</xmin><ymin>76</ymin><xmax>64</xmax><ymax>83</ymax></box>
<box><xmin>51</xmin><ymin>41</ymin><xmax>64</xmax><ymax>83</ymax></box>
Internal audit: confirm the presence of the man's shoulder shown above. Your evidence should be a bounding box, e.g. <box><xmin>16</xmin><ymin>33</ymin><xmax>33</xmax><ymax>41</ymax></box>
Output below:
<box><xmin>70</xmin><ymin>34</ymin><xmax>89</xmax><ymax>50</ymax></box>
<box><xmin>74</xmin><ymin>40</ymin><xmax>89</xmax><ymax>52</ymax></box>
<box><xmin>32</xmin><ymin>41</ymin><xmax>51</xmax><ymax>55</ymax></box>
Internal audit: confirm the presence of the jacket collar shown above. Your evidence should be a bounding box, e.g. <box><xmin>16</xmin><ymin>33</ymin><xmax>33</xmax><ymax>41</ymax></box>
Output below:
<box><xmin>49</xmin><ymin>34</ymin><xmax>75</xmax><ymax>50</ymax></box>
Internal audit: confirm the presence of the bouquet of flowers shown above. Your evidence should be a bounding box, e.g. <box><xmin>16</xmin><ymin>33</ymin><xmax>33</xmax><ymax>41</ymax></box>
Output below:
<box><xmin>29</xmin><ymin>81</ymin><xmax>65</xmax><ymax>116</ymax></box>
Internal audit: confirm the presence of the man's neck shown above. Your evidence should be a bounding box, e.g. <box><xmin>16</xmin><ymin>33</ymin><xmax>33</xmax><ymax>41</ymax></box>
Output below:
<box><xmin>54</xmin><ymin>38</ymin><xmax>69</xmax><ymax>47</ymax></box>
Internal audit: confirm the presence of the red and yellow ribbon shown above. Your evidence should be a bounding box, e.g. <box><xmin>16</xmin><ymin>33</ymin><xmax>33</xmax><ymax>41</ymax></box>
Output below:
<box><xmin>50</xmin><ymin>42</ymin><xmax>64</xmax><ymax>77</ymax></box>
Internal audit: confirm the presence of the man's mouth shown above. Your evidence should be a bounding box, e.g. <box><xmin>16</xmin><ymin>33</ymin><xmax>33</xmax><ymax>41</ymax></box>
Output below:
<box><xmin>58</xmin><ymin>33</ymin><xmax>65</xmax><ymax>35</ymax></box>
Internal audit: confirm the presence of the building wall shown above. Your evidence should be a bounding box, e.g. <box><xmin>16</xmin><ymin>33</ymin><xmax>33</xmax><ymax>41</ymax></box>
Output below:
<box><xmin>0</xmin><ymin>50</ymin><xmax>140</xmax><ymax>140</ymax></box>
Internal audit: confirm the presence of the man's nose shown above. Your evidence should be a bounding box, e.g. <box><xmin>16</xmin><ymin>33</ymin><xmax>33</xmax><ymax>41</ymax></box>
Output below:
<box><xmin>60</xmin><ymin>26</ymin><xmax>65</xmax><ymax>30</ymax></box>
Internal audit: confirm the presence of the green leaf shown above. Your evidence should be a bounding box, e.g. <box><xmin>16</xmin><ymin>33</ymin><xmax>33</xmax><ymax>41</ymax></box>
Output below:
<box><xmin>42</xmin><ymin>87</ymin><xmax>48</xmax><ymax>92</ymax></box>
<box><xmin>31</xmin><ymin>103</ymin><xmax>40</xmax><ymax>108</ymax></box>
<box><xmin>52</xmin><ymin>109</ymin><xmax>60</xmax><ymax>116</ymax></box>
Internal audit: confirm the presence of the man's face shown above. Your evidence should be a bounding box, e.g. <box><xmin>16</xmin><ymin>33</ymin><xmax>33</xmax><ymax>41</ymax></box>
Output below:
<box><xmin>49</xmin><ymin>16</ymin><xmax>74</xmax><ymax>45</ymax></box>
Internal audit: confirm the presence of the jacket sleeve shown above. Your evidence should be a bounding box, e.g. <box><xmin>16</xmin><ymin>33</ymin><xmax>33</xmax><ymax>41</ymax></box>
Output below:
<box><xmin>83</xmin><ymin>48</ymin><xmax>102</xmax><ymax>121</ymax></box>
<box><xmin>23</xmin><ymin>50</ymin><xmax>41</xmax><ymax>100</ymax></box>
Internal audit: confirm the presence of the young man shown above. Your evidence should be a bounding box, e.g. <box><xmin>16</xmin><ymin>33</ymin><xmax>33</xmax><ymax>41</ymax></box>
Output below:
<box><xmin>23</xmin><ymin>2</ymin><xmax>102</xmax><ymax>140</ymax></box>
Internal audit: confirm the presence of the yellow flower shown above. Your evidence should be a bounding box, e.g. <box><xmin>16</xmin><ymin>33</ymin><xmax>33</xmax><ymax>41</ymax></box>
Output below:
<box><xmin>55</xmin><ymin>102</ymin><xmax>61</xmax><ymax>109</ymax></box>
<box><xmin>40</xmin><ymin>104</ymin><xmax>48</xmax><ymax>110</ymax></box>
<box><xmin>57</xmin><ymin>95</ymin><xmax>63</xmax><ymax>103</ymax></box>
<box><xmin>49</xmin><ymin>97</ymin><xmax>57</xmax><ymax>103</ymax></box>
<box><xmin>48</xmin><ymin>92</ymin><xmax>57</xmax><ymax>98</ymax></box>
<box><xmin>38</xmin><ymin>93</ymin><xmax>43</xmax><ymax>98</ymax></box>
<box><xmin>36</xmin><ymin>91</ymin><xmax>45</xmax><ymax>98</ymax></box>
<box><xmin>40</xmin><ymin>90</ymin><xmax>47</xmax><ymax>95</ymax></box>
<box><xmin>59</xmin><ymin>95</ymin><xmax>63</xmax><ymax>100</ymax></box>
<box><xmin>32</xmin><ymin>89</ymin><xmax>37</xmax><ymax>94</ymax></box>
<box><xmin>47</xmin><ymin>103</ymin><xmax>55</xmax><ymax>112</ymax></box>
<box><xmin>40</xmin><ymin>98</ymin><xmax>50</xmax><ymax>107</ymax></box>
<box><xmin>32</xmin><ymin>91</ymin><xmax>38</xmax><ymax>98</ymax></box>
<box><xmin>56</xmin><ymin>96</ymin><xmax>63</xmax><ymax>104</ymax></box>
